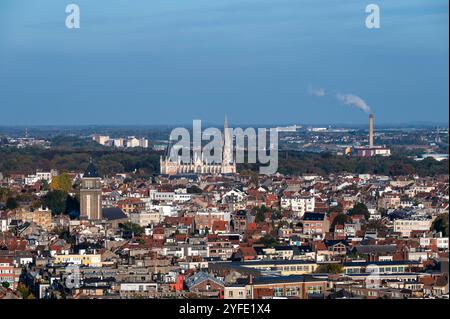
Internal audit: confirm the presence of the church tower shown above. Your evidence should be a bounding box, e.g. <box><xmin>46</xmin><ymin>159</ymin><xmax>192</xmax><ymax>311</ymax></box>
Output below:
<box><xmin>160</xmin><ymin>116</ymin><xmax>236</xmax><ymax>175</ymax></box>
<box><xmin>80</xmin><ymin>161</ymin><xmax>102</xmax><ymax>220</ymax></box>
<box><xmin>221</xmin><ymin>115</ymin><xmax>236</xmax><ymax>174</ymax></box>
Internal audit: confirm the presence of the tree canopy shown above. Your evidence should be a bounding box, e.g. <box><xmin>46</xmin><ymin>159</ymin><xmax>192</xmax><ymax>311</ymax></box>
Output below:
<box><xmin>44</xmin><ymin>190</ymin><xmax>68</xmax><ymax>215</ymax></box>
<box><xmin>315</xmin><ymin>263</ymin><xmax>343</xmax><ymax>274</ymax></box>
<box><xmin>348</xmin><ymin>203</ymin><xmax>370</xmax><ymax>220</ymax></box>
<box><xmin>120</xmin><ymin>222</ymin><xmax>145</xmax><ymax>237</ymax></box>
<box><xmin>255</xmin><ymin>205</ymin><xmax>269</xmax><ymax>223</ymax></box>
<box><xmin>6</xmin><ymin>197</ymin><xmax>18</xmax><ymax>210</ymax></box>
<box><xmin>0</xmin><ymin>147</ymin><xmax>448</xmax><ymax>177</ymax></box>
<box><xmin>331</xmin><ymin>213</ymin><xmax>351</xmax><ymax>230</ymax></box>
<box><xmin>432</xmin><ymin>213</ymin><xmax>449</xmax><ymax>237</ymax></box>
<box><xmin>239</xmin><ymin>151</ymin><xmax>449</xmax><ymax>177</ymax></box>
<box><xmin>50</xmin><ymin>173</ymin><xmax>72</xmax><ymax>193</ymax></box>
<box><xmin>257</xmin><ymin>234</ymin><xmax>278</xmax><ymax>247</ymax></box>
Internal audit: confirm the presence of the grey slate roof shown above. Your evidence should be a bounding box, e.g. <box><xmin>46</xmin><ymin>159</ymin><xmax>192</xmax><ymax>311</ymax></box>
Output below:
<box><xmin>102</xmin><ymin>207</ymin><xmax>127</xmax><ymax>221</ymax></box>
<box><xmin>185</xmin><ymin>271</ymin><xmax>224</xmax><ymax>289</ymax></box>
<box><xmin>84</xmin><ymin>162</ymin><xmax>100</xmax><ymax>178</ymax></box>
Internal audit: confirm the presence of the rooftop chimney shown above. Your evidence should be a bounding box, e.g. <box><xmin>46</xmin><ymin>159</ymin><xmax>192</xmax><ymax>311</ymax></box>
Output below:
<box><xmin>369</xmin><ymin>113</ymin><xmax>374</xmax><ymax>148</ymax></box>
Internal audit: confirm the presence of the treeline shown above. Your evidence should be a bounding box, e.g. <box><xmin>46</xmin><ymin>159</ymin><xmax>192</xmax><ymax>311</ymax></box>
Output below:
<box><xmin>0</xmin><ymin>147</ymin><xmax>161</xmax><ymax>177</ymax></box>
<box><xmin>0</xmin><ymin>147</ymin><xmax>448</xmax><ymax>177</ymax></box>
<box><xmin>239</xmin><ymin>151</ymin><xmax>449</xmax><ymax>177</ymax></box>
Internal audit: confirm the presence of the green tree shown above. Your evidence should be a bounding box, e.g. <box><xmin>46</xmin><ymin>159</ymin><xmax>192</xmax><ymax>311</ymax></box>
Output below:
<box><xmin>54</xmin><ymin>227</ymin><xmax>76</xmax><ymax>244</ymax></box>
<box><xmin>257</xmin><ymin>234</ymin><xmax>278</xmax><ymax>247</ymax></box>
<box><xmin>432</xmin><ymin>213</ymin><xmax>449</xmax><ymax>237</ymax></box>
<box><xmin>187</xmin><ymin>185</ymin><xmax>202</xmax><ymax>194</ymax></box>
<box><xmin>44</xmin><ymin>190</ymin><xmax>68</xmax><ymax>215</ymax></box>
<box><xmin>331</xmin><ymin>213</ymin><xmax>351</xmax><ymax>230</ymax></box>
<box><xmin>6</xmin><ymin>197</ymin><xmax>18</xmax><ymax>210</ymax></box>
<box><xmin>348</xmin><ymin>203</ymin><xmax>370</xmax><ymax>220</ymax></box>
<box><xmin>120</xmin><ymin>222</ymin><xmax>144</xmax><ymax>237</ymax></box>
<box><xmin>315</xmin><ymin>263</ymin><xmax>343</xmax><ymax>274</ymax></box>
<box><xmin>255</xmin><ymin>205</ymin><xmax>269</xmax><ymax>223</ymax></box>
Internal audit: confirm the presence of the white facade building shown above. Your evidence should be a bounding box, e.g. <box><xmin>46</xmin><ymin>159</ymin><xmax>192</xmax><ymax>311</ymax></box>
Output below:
<box><xmin>149</xmin><ymin>189</ymin><xmax>192</xmax><ymax>202</ymax></box>
<box><xmin>394</xmin><ymin>219</ymin><xmax>433</xmax><ymax>237</ymax></box>
<box><xmin>126</xmin><ymin>137</ymin><xmax>140</xmax><ymax>148</ymax></box>
<box><xmin>130</xmin><ymin>211</ymin><xmax>161</xmax><ymax>227</ymax></box>
<box><xmin>92</xmin><ymin>135</ymin><xmax>110</xmax><ymax>145</ymax></box>
<box><xmin>139</xmin><ymin>138</ymin><xmax>149</xmax><ymax>148</ymax></box>
<box><xmin>280</xmin><ymin>195</ymin><xmax>315</xmax><ymax>217</ymax></box>
<box><xmin>25</xmin><ymin>169</ymin><xmax>58</xmax><ymax>185</ymax></box>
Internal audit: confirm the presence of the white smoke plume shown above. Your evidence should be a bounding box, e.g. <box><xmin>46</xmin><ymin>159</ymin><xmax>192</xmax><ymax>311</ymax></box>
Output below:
<box><xmin>307</xmin><ymin>85</ymin><xmax>326</xmax><ymax>97</ymax></box>
<box><xmin>335</xmin><ymin>93</ymin><xmax>371</xmax><ymax>114</ymax></box>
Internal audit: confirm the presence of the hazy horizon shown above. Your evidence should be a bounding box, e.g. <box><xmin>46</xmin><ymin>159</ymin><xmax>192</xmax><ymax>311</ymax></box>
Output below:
<box><xmin>0</xmin><ymin>119</ymin><xmax>448</xmax><ymax>130</ymax></box>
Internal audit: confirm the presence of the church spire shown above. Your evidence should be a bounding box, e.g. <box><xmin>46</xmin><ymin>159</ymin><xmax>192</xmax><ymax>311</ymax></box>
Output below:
<box><xmin>223</xmin><ymin>115</ymin><xmax>232</xmax><ymax>165</ymax></box>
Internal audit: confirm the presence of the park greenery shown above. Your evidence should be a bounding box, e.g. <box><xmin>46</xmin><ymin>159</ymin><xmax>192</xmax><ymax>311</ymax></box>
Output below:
<box><xmin>0</xmin><ymin>146</ymin><xmax>448</xmax><ymax>178</ymax></box>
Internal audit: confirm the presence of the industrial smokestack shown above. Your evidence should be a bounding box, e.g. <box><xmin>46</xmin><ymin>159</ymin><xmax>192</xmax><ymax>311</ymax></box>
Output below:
<box><xmin>369</xmin><ymin>113</ymin><xmax>374</xmax><ymax>148</ymax></box>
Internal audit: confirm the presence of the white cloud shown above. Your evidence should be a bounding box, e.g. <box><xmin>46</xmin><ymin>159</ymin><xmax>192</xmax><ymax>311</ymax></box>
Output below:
<box><xmin>335</xmin><ymin>93</ymin><xmax>371</xmax><ymax>114</ymax></box>
<box><xmin>307</xmin><ymin>85</ymin><xmax>326</xmax><ymax>97</ymax></box>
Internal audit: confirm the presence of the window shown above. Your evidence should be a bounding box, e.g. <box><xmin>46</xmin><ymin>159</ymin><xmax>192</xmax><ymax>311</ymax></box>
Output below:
<box><xmin>286</xmin><ymin>287</ymin><xmax>300</xmax><ymax>296</ymax></box>
<box><xmin>274</xmin><ymin>288</ymin><xmax>283</xmax><ymax>297</ymax></box>
<box><xmin>307</xmin><ymin>286</ymin><xmax>322</xmax><ymax>295</ymax></box>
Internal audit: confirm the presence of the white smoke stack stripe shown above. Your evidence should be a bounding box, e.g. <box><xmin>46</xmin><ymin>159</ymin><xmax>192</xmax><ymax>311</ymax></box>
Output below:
<box><xmin>369</xmin><ymin>113</ymin><xmax>374</xmax><ymax>148</ymax></box>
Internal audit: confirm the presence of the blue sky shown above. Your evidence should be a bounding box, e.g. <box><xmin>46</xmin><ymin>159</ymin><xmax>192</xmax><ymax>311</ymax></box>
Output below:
<box><xmin>0</xmin><ymin>0</ymin><xmax>448</xmax><ymax>126</ymax></box>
